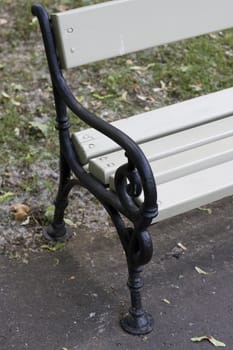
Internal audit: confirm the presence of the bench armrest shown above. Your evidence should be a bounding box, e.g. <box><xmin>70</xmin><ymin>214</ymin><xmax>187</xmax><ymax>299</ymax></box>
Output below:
<box><xmin>32</xmin><ymin>3</ymin><xmax>158</xmax><ymax>225</ymax></box>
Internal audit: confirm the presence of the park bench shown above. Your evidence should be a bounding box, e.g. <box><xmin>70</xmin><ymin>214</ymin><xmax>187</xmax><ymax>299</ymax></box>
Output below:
<box><xmin>32</xmin><ymin>0</ymin><xmax>233</xmax><ymax>335</ymax></box>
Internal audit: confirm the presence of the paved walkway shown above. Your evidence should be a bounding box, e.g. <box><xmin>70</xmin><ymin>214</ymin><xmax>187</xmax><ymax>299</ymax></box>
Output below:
<box><xmin>1</xmin><ymin>197</ymin><xmax>233</xmax><ymax>349</ymax></box>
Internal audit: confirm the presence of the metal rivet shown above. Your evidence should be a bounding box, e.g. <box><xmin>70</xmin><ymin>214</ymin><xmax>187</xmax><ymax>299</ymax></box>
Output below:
<box><xmin>82</xmin><ymin>134</ymin><xmax>94</xmax><ymax>141</ymax></box>
<box><xmin>66</xmin><ymin>27</ymin><xmax>74</xmax><ymax>33</ymax></box>
<box><xmin>70</xmin><ymin>47</ymin><xmax>75</xmax><ymax>53</ymax></box>
<box><xmin>88</xmin><ymin>144</ymin><xmax>95</xmax><ymax>149</ymax></box>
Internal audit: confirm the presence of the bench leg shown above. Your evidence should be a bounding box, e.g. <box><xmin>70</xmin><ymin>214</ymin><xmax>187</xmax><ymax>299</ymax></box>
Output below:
<box><xmin>120</xmin><ymin>227</ymin><xmax>153</xmax><ymax>335</ymax></box>
<box><xmin>120</xmin><ymin>263</ymin><xmax>153</xmax><ymax>335</ymax></box>
<box><xmin>44</xmin><ymin>154</ymin><xmax>74</xmax><ymax>242</ymax></box>
<box><xmin>106</xmin><ymin>209</ymin><xmax>154</xmax><ymax>335</ymax></box>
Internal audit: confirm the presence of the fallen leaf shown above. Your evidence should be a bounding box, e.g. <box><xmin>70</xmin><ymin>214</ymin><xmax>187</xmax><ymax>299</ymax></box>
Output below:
<box><xmin>130</xmin><ymin>63</ymin><xmax>155</xmax><ymax>72</ymax></box>
<box><xmin>130</xmin><ymin>65</ymin><xmax>143</xmax><ymax>71</ymax></box>
<box><xmin>120</xmin><ymin>91</ymin><xmax>128</xmax><ymax>102</ymax></box>
<box><xmin>64</xmin><ymin>218</ymin><xmax>77</xmax><ymax>228</ymax></box>
<box><xmin>41</xmin><ymin>242</ymin><xmax>65</xmax><ymax>252</ymax></box>
<box><xmin>160</xmin><ymin>80</ymin><xmax>167</xmax><ymax>90</ymax></box>
<box><xmin>198</xmin><ymin>207</ymin><xmax>212</xmax><ymax>215</ymax></box>
<box><xmin>21</xmin><ymin>216</ymin><xmax>31</xmax><ymax>226</ymax></box>
<box><xmin>11</xmin><ymin>98</ymin><xmax>21</xmax><ymax>106</ymax></box>
<box><xmin>209</xmin><ymin>33</ymin><xmax>217</xmax><ymax>39</ymax></box>
<box><xmin>1</xmin><ymin>91</ymin><xmax>21</xmax><ymax>106</ymax></box>
<box><xmin>195</xmin><ymin>266</ymin><xmax>209</xmax><ymax>275</ymax></box>
<box><xmin>92</xmin><ymin>93</ymin><xmax>114</xmax><ymax>100</ymax></box>
<box><xmin>57</xmin><ymin>4</ymin><xmax>69</xmax><ymax>12</ymax></box>
<box><xmin>29</xmin><ymin>121</ymin><xmax>49</xmax><ymax>137</ymax></box>
<box><xmin>45</xmin><ymin>204</ymin><xmax>55</xmax><ymax>222</ymax></box>
<box><xmin>126</xmin><ymin>59</ymin><xmax>133</xmax><ymax>65</ymax></box>
<box><xmin>190</xmin><ymin>83</ymin><xmax>203</xmax><ymax>92</ymax></box>
<box><xmin>0</xmin><ymin>192</ymin><xmax>15</xmax><ymax>203</ymax></box>
<box><xmin>177</xmin><ymin>242</ymin><xmax>187</xmax><ymax>251</ymax></box>
<box><xmin>11</xmin><ymin>83</ymin><xmax>24</xmax><ymax>92</ymax></box>
<box><xmin>162</xmin><ymin>298</ymin><xmax>171</xmax><ymax>304</ymax></box>
<box><xmin>191</xmin><ymin>335</ymin><xmax>226</xmax><ymax>347</ymax></box>
<box><xmin>136</xmin><ymin>94</ymin><xmax>147</xmax><ymax>102</ymax></box>
<box><xmin>180</xmin><ymin>64</ymin><xmax>191</xmax><ymax>73</ymax></box>
<box><xmin>10</xmin><ymin>203</ymin><xmax>30</xmax><ymax>220</ymax></box>
<box><xmin>2</xmin><ymin>91</ymin><xmax>10</xmax><ymax>98</ymax></box>
<box><xmin>0</xmin><ymin>18</ymin><xmax>7</xmax><ymax>25</ymax></box>
<box><xmin>53</xmin><ymin>258</ymin><xmax>60</xmax><ymax>266</ymax></box>
<box><xmin>14</xmin><ymin>127</ymin><xmax>20</xmax><ymax>137</ymax></box>
<box><xmin>30</xmin><ymin>17</ymin><xmax>38</xmax><ymax>27</ymax></box>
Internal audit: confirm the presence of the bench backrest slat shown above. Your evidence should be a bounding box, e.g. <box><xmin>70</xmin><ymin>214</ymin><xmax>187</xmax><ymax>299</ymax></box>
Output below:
<box><xmin>51</xmin><ymin>0</ymin><xmax>233</xmax><ymax>69</ymax></box>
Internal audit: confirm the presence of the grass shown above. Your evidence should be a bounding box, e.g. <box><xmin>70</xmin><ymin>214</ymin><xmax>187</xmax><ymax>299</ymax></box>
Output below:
<box><xmin>1</xmin><ymin>1</ymin><xmax>233</xmax><ymax>168</ymax></box>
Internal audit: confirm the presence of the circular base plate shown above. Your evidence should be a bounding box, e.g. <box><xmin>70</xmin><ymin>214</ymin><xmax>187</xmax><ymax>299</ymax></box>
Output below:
<box><xmin>43</xmin><ymin>224</ymin><xmax>73</xmax><ymax>242</ymax></box>
<box><xmin>120</xmin><ymin>311</ymin><xmax>154</xmax><ymax>335</ymax></box>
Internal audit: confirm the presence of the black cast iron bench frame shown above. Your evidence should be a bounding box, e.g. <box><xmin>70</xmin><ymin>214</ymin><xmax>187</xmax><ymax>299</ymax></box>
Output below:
<box><xmin>32</xmin><ymin>3</ymin><xmax>158</xmax><ymax>335</ymax></box>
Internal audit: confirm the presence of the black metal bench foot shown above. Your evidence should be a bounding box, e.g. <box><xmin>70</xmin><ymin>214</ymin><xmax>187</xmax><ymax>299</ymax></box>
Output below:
<box><xmin>120</xmin><ymin>265</ymin><xmax>154</xmax><ymax>335</ymax></box>
<box><xmin>44</xmin><ymin>222</ymin><xmax>73</xmax><ymax>242</ymax></box>
<box><xmin>120</xmin><ymin>309</ymin><xmax>153</xmax><ymax>335</ymax></box>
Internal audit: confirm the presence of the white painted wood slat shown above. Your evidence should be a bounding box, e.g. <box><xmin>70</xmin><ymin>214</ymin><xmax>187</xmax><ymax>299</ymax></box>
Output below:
<box><xmin>152</xmin><ymin>159</ymin><xmax>233</xmax><ymax>222</ymax></box>
<box><xmin>72</xmin><ymin>87</ymin><xmax>233</xmax><ymax>164</ymax></box>
<box><xmin>108</xmin><ymin>135</ymin><xmax>233</xmax><ymax>188</ymax></box>
<box><xmin>89</xmin><ymin>116</ymin><xmax>233</xmax><ymax>184</ymax></box>
<box><xmin>51</xmin><ymin>0</ymin><xmax>233</xmax><ymax>68</ymax></box>
<box><xmin>144</xmin><ymin>135</ymin><xmax>233</xmax><ymax>185</ymax></box>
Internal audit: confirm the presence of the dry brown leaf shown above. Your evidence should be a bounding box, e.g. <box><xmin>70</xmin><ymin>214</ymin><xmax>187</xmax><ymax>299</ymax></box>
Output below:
<box><xmin>10</xmin><ymin>203</ymin><xmax>30</xmax><ymax>220</ymax></box>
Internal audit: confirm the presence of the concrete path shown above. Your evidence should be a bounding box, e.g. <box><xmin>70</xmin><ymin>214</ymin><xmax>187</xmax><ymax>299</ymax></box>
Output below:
<box><xmin>1</xmin><ymin>197</ymin><xmax>233</xmax><ymax>349</ymax></box>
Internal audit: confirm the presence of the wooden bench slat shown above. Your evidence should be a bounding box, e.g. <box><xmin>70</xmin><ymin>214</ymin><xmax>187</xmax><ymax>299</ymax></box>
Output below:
<box><xmin>72</xmin><ymin>87</ymin><xmax>233</xmax><ymax>164</ymax></box>
<box><xmin>148</xmin><ymin>135</ymin><xmax>233</xmax><ymax>185</ymax></box>
<box><xmin>51</xmin><ymin>0</ymin><xmax>233</xmax><ymax>68</ymax></box>
<box><xmin>89</xmin><ymin>115</ymin><xmax>233</xmax><ymax>184</ymax></box>
<box><xmin>151</xmin><ymin>159</ymin><xmax>233</xmax><ymax>222</ymax></box>
<box><xmin>109</xmin><ymin>134</ymin><xmax>233</xmax><ymax>188</ymax></box>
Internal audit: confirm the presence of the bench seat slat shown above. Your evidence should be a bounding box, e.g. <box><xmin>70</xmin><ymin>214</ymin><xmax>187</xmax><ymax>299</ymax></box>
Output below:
<box><xmin>72</xmin><ymin>87</ymin><xmax>233</xmax><ymax>164</ymax></box>
<box><xmin>150</xmin><ymin>136</ymin><xmax>233</xmax><ymax>185</ymax></box>
<box><xmin>89</xmin><ymin>115</ymin><xmax>233</xmax><ymax>184</ymax></box>
<box><xmin>109</xmin><ymin>135</ymin><xmax>233</xmax><ymax>188</ymax></box>
<box><xmin>51</xmin><ymin>0</ymin><xmax>233</xmax><ymax>69</ymax></box>
<box><xmin>151</xmin><ymin>159</ymin><xmax>233</xmax><ymax>222</ymax></box>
